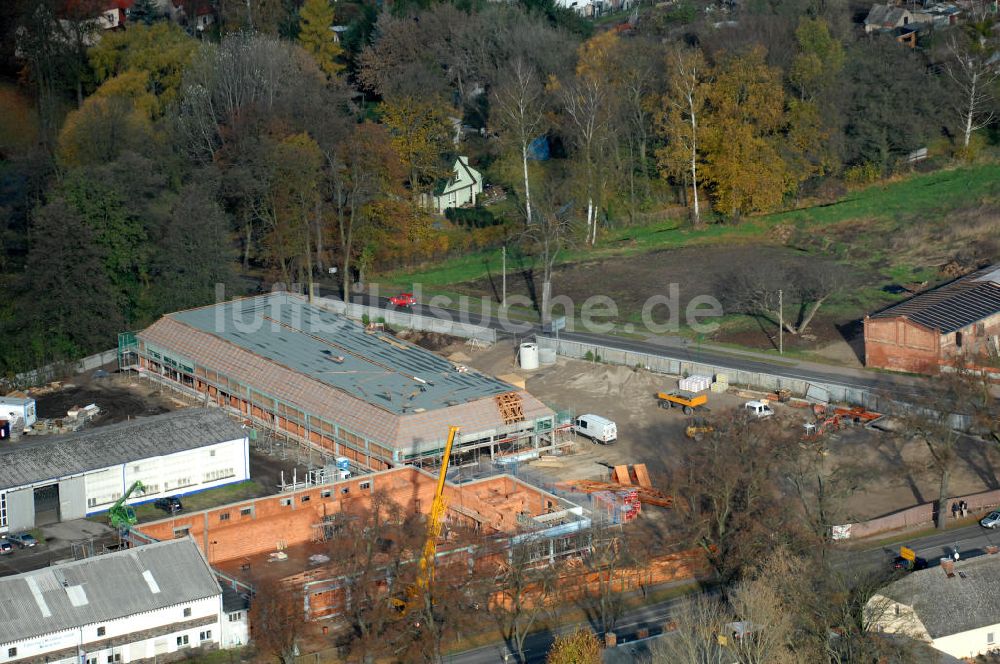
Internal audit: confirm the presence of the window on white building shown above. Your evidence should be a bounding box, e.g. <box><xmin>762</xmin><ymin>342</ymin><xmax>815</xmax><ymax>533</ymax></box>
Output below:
<box><xmin>183</xmin><ymin>607</ymin><xmax>192</xmax><ymax>617</ymax></box>
<box><xmin>210</xmin><ymin>450</ymin><xmax>216</xmax><ymax>457</ymax></box>
<box><xmin>199</xmin><ymin>630</ymin><xmax>212</xmax><ymax>641</ymax></box>
<box><xmin>106</xmin><ymin>653</ymin><xmax>121</xmax><ymax>663</ymax></box>
<box><xmin>176</xmin><ymin>635</ymin><xmax>189</xmax><ymax>647</ymax></box>
<box><xmin>87</xmin><ymin>657</ymin><xmax>97</xmax><ymax>664</ymax></box>
<box><xmin>97</xmin><ymin>626</ymin><xmax>106</xmax><ymax>636</ymax></box>
<box><xmin>989</xmin><ymin>632</ymin><xmax>996</xmax><ymax>645</ymax></box>
<box><xmin>228</xmin><ymin>612</ymin><xmax>243</xmax><ymax>621</ymax></box>
<box><xmin>8</xmin><ymin>648</ymin><xmax>16</xmax><ymax>657</ymax></box>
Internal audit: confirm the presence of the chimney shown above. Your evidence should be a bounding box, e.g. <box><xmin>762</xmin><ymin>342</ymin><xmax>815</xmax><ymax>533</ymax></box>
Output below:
<box><xmin>941</xmin><ymin>559</ymin><xmax>955</xmax><ymax>577</ymax></box>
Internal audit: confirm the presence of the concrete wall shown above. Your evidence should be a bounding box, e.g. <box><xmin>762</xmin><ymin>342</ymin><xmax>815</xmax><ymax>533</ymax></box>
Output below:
<box><xmin>535</xmin><ymin>335</ymin><xmax>973</xmax><ymax>431</ymax></box>
<box><xmin>864</xmin><ymin>317</ymin><xmax>941</xmax><ymax>374</ymax></box>
<box><xmin>3</xmin><ymin>348</ymin><xmax>118</xmax><ymax>391</ymax></box>
<box><xmin>322</xmin><ymin>299</ymin><xmax>497</xmax><ymax>344</ymax></box>
<box><xmin>4</xmin><ymin>487</ymin><xmax>34</xmax><ymax>532</ymax></box>
<box><xmin>837</xmin><ymin>487</ymin><xmax>1000</xmax><ymax>540</ymax></box>
<box><xmin>58</xmin><ymin>475</ymin><xmax>86</xmax><ymax>521</ymax></box>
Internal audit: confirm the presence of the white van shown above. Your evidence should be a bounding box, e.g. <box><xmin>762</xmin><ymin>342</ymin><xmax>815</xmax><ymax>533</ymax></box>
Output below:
<box><xmin>744</xmin><ymin>400</ymin><xmax>775</xmax><ymax>419</ymax></box>
<box><xmin>574</xmin><ymin>414</ymin><xmax>617</xmax><ymax>444</ymax></box>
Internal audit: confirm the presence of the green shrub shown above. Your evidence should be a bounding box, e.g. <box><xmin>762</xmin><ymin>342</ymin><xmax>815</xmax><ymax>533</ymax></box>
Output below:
<box><xmin>445</xmin><ymin>206</ymin><xmax>499</xmax><ymax>228</ymax></box>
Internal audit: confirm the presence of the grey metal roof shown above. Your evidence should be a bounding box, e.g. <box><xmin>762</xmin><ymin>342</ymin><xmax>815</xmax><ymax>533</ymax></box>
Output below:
<box><xmin>165</xmin><ymin>294</ymin><xmax>515</xmax><ymax>415</ymax></box>
<box><xmin>879</xmin><ymin>554</ymin><xmax>1000</xmax><ymax>639</ymax></box>
<box><xmin>865</xmin><ymin>3</ymin><xmax>909</xmax><ymax>26</ymax></box>
<box><xmin>0</xmin><ymin>539</ymin><xmax>220</xmax><ymax>645</ymax></box>
<box><xmin>870</xmin><ymin>264</ymin><xmax>1000</xmax><ymax>334</ymax></box>
<box><xmin>0</xmin><ymin>409</ymin><xmax>245</xmax><ymax>491</ymax></box>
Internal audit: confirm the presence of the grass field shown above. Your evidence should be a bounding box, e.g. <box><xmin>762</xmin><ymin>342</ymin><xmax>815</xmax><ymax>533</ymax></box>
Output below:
<box><xmin>384</xmin><ymin>163</ymin><xmax>1000</xmax><ymax>292</ymax></box>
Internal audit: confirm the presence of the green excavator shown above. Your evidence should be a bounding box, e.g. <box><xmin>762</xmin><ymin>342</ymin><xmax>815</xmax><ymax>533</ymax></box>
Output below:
<box><xmin>109</xmin><ymin>481</ymin><xmax>146</xmax><ymax>532</ymax></box>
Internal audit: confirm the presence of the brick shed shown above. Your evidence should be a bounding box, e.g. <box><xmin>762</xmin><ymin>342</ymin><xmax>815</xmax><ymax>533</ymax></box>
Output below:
<box><xmin>864</xmin><ymin>265</ymin><xmax>1000</xmax><ymax>374</ymax></box>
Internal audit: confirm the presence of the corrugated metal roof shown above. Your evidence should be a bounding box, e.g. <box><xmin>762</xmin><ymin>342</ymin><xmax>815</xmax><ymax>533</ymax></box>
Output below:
<box><xmin>870</xmin><ymin>264</ymin><xmax>1000</xmax><ymax>334</ymax></box>
<box><xmin>138</xmin><ymin>294</ymin><xmax>553</xmax><ymax>453</ymax></box>
<box><xmin>0</xmin><ymin>539</ymin><xmax>220</xmax><ymax>645</ymax></box>
<box><xmin>0</xmin><ymin>410</ymin><xmax>244</xmax><ymax>491</ymax></box>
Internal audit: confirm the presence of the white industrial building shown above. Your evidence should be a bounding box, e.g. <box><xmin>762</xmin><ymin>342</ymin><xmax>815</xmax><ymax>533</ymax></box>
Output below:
<box><xmin>0</xmin><ymin>396</ymin><xmax>36</xmax><ymax>429</ymax></box>
<box><xmin>0</xmin><ymin>538</ymin><xmax>246</xmax><ymax>663</ymax></box>
<box><xmin>0</xmin><ymin>409</ymin><xmax>249</xmax><ymax>532</ymax></box>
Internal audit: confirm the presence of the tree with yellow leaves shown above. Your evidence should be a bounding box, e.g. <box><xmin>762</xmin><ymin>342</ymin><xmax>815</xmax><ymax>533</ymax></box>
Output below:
<box><xmin>298</xmin><ymin>0</ymin><xmax>344</xmax><ymax>78</ymax></box>
<box><xmin>546</xmin><ymin>628</ymin><xmax>601</xmax><ymax>664</ymax></box>
<box><xmin>379</xmin><ymin>96</ymin><xmax>451</xmax><ymax>197</ymax></box>
<box><xmin>701</xmin><ymin>47</ymin><xmax>793</xmax><ymax>218</ymax></box>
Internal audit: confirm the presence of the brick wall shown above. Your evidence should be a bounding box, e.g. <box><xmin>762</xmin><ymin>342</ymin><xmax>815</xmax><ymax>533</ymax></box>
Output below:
<box><xmin>137</xmin><ymin>468</ymin><xmax>563</xmax><ymax>565</ymax></box>
<box><xmin>864</xmin><ymin>316</ymin><xmax>941</xmax><ymax>374</ymax></box>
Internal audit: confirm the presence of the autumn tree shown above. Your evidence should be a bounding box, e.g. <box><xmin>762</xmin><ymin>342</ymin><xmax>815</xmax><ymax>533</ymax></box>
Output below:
<box><xmin>249</xmin><ymin>575</ymin><xmax>305</xmax><ymax>664</ymax></box>
<box><xmin>380</xmin><ymin>96</ymin><xmax>452</xmax><ymax>197</ymax></box>
<box><xmin>57</xmin><ymin>94</ymin><xmax>154</xmax><ymax>167</ymax></box>
<box><xmin>656</xmin><ymin>45</ymin><xmax>709</xmax><ymax>227</ymax></box>
<box><xmin>493</xmin><ymin>57</ymin><xmax>548</xmax><ymax>226</ymax></box>
<box><xmin>330</xmin><ymin>122</ymin><xmax>406</xmax><ymax>300</ymax></box>
<box><xmin>89</xmin><ymin>22</ymin><xmax>198</xmax><ymax>111</ymax></box>
<box><xmin>560</xmin><ymin>30</ymin><xmax>619</xmax><ymax>245</ymax></box>
<box><xmin>546</xmin><ymin>628</ymin><xmax>601</xmax><ymax>664</ymax></box>
<box><xmin>702</xmin><ymin>47</ymin><xmax>792</xmax><ymax>218</ymax></box>
<box><xmin>298</xmin><ymin>0</ymin><xmax>344</xmax><ymax>78</ymax></box>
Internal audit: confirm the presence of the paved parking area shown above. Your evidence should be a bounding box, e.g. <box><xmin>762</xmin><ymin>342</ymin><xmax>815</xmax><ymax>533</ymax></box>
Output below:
<box><xmin>0</xmin><ymin>519</ymin><xmax>118</xmax><ymax>577</ymax></box>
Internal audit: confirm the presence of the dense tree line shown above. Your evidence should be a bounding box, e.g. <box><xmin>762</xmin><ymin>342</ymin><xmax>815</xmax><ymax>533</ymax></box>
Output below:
<box><xmin>2</xmin><ymin>0</ymin><xmax>997</xmax><ymax>375</ymax></box>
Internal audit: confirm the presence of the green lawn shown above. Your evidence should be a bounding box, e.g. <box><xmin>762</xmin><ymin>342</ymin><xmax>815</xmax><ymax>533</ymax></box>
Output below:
<box><xmin>87</xmin><ymin>481</ymin><xmax>265</xmax><ymax>526</ymax></box>
<box><xmin>384</xmin><ymin>163</ymin><xmax>1000</xmax><ymax>292</ymax></box>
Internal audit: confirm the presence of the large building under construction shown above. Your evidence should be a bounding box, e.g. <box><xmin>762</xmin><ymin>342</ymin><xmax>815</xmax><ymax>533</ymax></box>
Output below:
<box><xmin>123</xmin><ymin>294</ymin><xmax>557</xmax><ymax>470</ymax></box>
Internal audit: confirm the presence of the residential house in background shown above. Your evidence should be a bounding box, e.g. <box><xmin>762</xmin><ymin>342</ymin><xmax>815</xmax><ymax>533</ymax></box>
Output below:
<box><xmin>866</xmin><ymin>554</ymin><xmax>1000</xmax><ymax>660</ymax></box>
<box><xmin>864</xmin><ymin>4</ymin><xmax>914</xmax><ymax>32</ymax></box>
<box><xmin>433</xmin><ymin>157</ymin><xmax>483</xmax><ymax>214</ymax></box>
<box><xmin>864</xmin><ymin>264</ymin><xmax>1000</xmax><ymax>374</ymax></box>
<box><xmin>0</xmin><ymin>539</ymin><xmax>237</xmax><ymax>664</ymax></box>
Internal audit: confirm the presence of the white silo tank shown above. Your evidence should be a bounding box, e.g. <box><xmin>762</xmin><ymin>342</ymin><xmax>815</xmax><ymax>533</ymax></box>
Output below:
<box><xmin>519</xmin><ymin>342</ymin><xmax>540</xmax><ymax>370</ymax></box>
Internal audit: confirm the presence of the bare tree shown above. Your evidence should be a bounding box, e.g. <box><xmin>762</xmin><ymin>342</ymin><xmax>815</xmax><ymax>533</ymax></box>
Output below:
<box><xmin>561</xmin><ymin>76</ymin><xmax>614</xmax><ymax>246</ymax></box>
<box><xmin>945</xmin><ymin>33</ymin><xmax>999</xmax><ymax>151</ymax></box>
<box><xmin>659</xmin><ymin>45</ymin><xmax>709</xmax><ymax>227</ymax></box>
<box><xmin>522</xmin><ymin>194</ymin><xmax>575</xmax><ymax>323</ymax></box>
<box><xmin>493</xmin><ymin>58</ymin><xmax>547</xmax><ymax>227</ymax></box>
<box><xmin>248</xmin><ymin>576</ymin><xmax>305</xmax><ymax>664</ymax></box>
<box><xmin>579</xmin><ymin>525</ymin><xmax>642</xmax><ymax>636</ymax></box>
<box><xmin>719</xmin><ymin>261</ymin><xmax>851</xmax><ymax>339</ymax></box>
<box><xmin>651</xmin><ymin>594</ymin><xmax>732</xmax><ymax>664</ymax></box>
<box><xmin>490</xmin><ymin>542</ymin><xmax>558</xmax><ymax>663</ymax></box>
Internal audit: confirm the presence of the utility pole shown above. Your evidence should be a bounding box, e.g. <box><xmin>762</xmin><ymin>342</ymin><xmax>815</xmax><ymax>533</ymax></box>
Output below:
<box><xmin>502</xmin><ymin>245</ymin><xmax>507</xmax><ymax>308</ymax></box>
<box><xmin>778</xmin><ymin>289</ymin><xmax>783</xmax><ymax>355</ymax></box>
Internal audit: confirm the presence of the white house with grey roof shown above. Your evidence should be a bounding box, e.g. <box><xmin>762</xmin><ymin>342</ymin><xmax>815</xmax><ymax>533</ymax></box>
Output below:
<box><xmin>867</xmin><ymin>554</ymin><xmax>1000</xmax><ymax>659</ymax></box>
<box><xmin>432</xmin><ymin>156</ymin><xmax>482</xmax><ymax>214</ymax></box>
<box><xmin>0</xmin><ymin>409</ymin><xmax>248</xmax><ymax>533</ymax></box>
<box><xmin>0</xmin><ymin>538</ymin><xmax>241</xmax><ymax>664</ymax></box>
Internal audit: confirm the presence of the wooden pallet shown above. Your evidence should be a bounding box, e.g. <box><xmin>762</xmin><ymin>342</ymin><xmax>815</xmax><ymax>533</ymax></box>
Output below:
<box><xmin>555</xmin><ymin>479</ymin><xmax>674</xmax><ymax>509</ymax></box>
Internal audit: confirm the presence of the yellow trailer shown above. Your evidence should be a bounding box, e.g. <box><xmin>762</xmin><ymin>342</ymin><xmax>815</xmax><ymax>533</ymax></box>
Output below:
<box><xmin>656</xmin><ymin>390</ymin><xmax>708</xmax><ymax>415</ymax></box>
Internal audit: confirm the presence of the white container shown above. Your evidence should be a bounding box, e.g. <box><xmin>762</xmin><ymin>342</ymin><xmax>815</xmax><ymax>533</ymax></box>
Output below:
<box><xmin>519</xmin><ymin>343</ymin><xmax>539</xmax><ymax>370</ymax></box>
<box><xmin>539</xmin><ymin>348</ymin><xmax>557</xmax><ymax>365</ymax></box>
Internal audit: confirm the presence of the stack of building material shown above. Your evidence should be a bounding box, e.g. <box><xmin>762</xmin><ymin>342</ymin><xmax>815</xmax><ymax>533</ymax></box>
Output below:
<box><xmin>592</xmin><ymin>489</ymin><xmax>641</xmax><ymax>524</ymax></box>
<box><xmin>711</xmin><ymin>373</ymin><xmax>729</xmax><ymax>393</ymax></box>
<box><xmin>679</xmin><ymin>375</ymin><xmax>712</xmax><ymax>393</ymax></box>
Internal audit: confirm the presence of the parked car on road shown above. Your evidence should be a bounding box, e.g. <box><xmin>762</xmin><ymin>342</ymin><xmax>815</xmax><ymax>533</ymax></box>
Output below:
<box><xmin>9</xmin><ymin>532</ymin><xmax>37</xmax><ymax>548</ymax></box>
<box><xmin>154</xmin><ymin>496</ymin><xmax>183</xmax><ymax>514</ymax></box>
<box><xmin>0</xmin><ymin>539</ymin><xmax>12</xmax><ymax>555</ymax></box>
<box><xmin>981</xmin><ymin>511</ymin><xmax>1000</xmax><ymax>528</ymax></box>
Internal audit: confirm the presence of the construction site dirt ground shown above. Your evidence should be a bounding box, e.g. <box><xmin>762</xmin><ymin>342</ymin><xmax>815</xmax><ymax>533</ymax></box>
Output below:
<box><xmin>457</xmin><ymin>339</ymin><xmax>1000</xmax><ymax>524</ymax></box>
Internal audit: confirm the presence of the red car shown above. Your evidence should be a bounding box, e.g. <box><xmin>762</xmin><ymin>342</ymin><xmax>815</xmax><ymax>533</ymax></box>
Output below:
<box><xmin>389</xmin><ymin>293</ymin><xmax>416</xmax><ymax>307</ymax></box>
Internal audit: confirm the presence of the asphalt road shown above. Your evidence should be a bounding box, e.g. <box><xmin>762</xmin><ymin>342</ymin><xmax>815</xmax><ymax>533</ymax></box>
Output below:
<box><xmin>446</xmin><ymin>523</ymin><xmax>1000</xmax><ymax>663</ymax></box>
<box><xmin>347</xmin><ymin>294</ymin><xmax>932</xmax><ymax>400</ymax></box>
